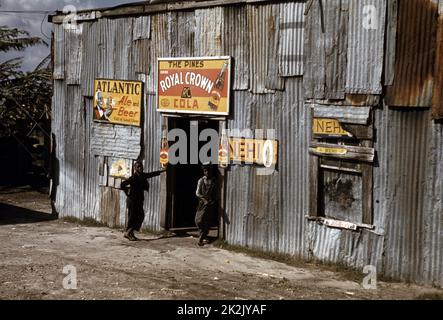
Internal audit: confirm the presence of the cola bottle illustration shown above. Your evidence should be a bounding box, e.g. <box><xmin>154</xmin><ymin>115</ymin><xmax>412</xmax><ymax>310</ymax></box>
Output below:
<box><xmin>218</xmin><ymin>128</ymin><xmax>229</xmax><ymax>168</ymax></box>
<box><xmin>208</xmin><ymin>61</ymin><xmax>228</xmax><ymax>111</ymax></box>
<box><xmin>160</xmin><ymin>126</ymin><xmax>169</xmax><ymax>168</ymax></box>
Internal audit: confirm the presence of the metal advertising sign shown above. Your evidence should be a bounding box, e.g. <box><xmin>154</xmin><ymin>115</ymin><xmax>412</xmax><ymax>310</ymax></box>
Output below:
<box><xmin>229</xmin><ymin>137</ymin><xmax>278</xmax><ymax>166</ymax></box>
<box><xmin>312</xmin><ymin>118</ymin><xmax>352</xmax><ymax>137</ymax></box>
<box><xmin>157</xmin><ymin>57</ymin><xmax>231</xmax><ymax>116</ymax></box>
<box><xmin>108</xmin><ymin>158</ymin><xmax>132</xmax><ymax>179</ymax></box>
<box><xmin>93</xmin><ymin>79</ymin><xmax>143</xmax><ymax>126</ymax></box>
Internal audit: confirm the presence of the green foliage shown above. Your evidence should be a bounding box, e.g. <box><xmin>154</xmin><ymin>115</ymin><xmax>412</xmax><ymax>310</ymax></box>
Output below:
<box><xmin>0</xmin><ymin>26</ymin><xmax>51</xmax><ymax>137</ymax></box>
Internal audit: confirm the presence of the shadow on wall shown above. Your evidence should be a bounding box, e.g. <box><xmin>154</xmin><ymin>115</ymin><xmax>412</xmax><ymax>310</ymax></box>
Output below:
<box><xmin>49</xmin><ymin>133</ymin><xmax>59</xmax><ymax>216</ymax></box>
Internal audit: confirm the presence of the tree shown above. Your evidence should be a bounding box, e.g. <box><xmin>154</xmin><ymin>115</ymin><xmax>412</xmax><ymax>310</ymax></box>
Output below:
<box><xmin>0</xmin><ymin>26</ymin><xmax>52</xmax><ymax>137</ymax></box>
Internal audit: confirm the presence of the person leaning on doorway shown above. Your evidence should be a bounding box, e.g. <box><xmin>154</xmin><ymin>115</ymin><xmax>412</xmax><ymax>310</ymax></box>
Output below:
<box><xmin>195</xmin><ymin>164</ymin><xmax>218</xmax><ymax>246</ymax></box>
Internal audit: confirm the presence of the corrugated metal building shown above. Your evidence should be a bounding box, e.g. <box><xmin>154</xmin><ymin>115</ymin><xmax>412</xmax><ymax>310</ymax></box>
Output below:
<box><xmin>49</xmin><ymin>0</ymin><xmax>442</xmax><ymax>287</ymax></box>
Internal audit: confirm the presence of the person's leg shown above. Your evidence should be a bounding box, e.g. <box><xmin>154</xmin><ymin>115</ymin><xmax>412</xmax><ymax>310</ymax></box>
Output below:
<box><xmin>130</xmin><ymin>229</ymin><xmax>138</xmax><ymax>240</ymax></box>
<box><xmin>124</xmin><ymin>228</ymin><xmax>132</xmax><ymax>240</ymax></box>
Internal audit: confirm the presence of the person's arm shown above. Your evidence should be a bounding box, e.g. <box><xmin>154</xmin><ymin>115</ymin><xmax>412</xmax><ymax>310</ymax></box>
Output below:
<box><xmin>144</xmin><ymin>169</ymin><xmax>166</xmax><ymax>179</ymax></box>
<box><xmin>120</xmin><ymin>176</ymin><xmax>133</xmax><ymax>196</ymax></box>
<box><xmin>196</xmin><ymin>178</ymin><xmax>208</xmax><ymax>204</ymax></box>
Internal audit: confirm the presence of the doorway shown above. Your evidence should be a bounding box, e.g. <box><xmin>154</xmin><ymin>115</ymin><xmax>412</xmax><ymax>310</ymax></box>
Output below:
<box><xmin>166</xmin><ymin>117</ymin><xmax>219</xmax><ymax>231</ymax></box>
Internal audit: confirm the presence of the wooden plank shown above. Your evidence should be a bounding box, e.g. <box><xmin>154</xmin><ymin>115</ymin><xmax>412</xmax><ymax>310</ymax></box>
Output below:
<box><xmin>361</xmin><ymin>162</ymin><xmax>373</xmax><ymax>224</ymax></box>
<box><xmin>312</xmin><ymin>105</ymin><xmax>371</xmax><ymax>125</ymax></box>
<box><xmin>309</xmin><ymin>154</ymin><xmax>319</xmax><ymax>216</ymax></box>
<box><xmin>309</xmin><ymin>142</ymin><xmax>375</xmax><ymax>162</ymax></box>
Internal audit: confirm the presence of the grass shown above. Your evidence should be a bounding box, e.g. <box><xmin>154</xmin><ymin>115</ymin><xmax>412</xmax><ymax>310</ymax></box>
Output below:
<box><xmin>60</xmin><ymin>216</ymin><xmax>174</xmax><ymax>236</ymax></box>
<box><xmin>214</xmin><ymin>240</ymin><xmax>370</xmax><ymax>283</ymax></box>
<box><xmin>415</xmin><ymin>292</ymin><xmax>443</xmax><ymax>300</ymax></box>
<box><xmin>61</xmin><ymin>216</ymin><xmax>111</xmax><ymax>228</ymax></box>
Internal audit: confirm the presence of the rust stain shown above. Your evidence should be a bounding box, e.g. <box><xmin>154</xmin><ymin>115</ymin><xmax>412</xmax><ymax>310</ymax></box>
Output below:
<box><xmin>386</xmin><ymin>0</ymin><xmax>438</xmax><ymax>107</ymax></box>
<box><xmin>432</xmin><ymin>14</ymin><xmax>443</xmax><ymax>119</ymax></box>
<box><xmin>345</xmin><ymin>94</ymin><xmax>379</xmax><ymax>106</ymax></box>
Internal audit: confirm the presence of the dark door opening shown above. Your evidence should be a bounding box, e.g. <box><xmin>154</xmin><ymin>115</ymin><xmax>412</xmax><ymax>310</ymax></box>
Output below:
<box><xmin>166</xmin><ymin>117</ymin><xmax>219</xmax><ymax>231</ymax></box>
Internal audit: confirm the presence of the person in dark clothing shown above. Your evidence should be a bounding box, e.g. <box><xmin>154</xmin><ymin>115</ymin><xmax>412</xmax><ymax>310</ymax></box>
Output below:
<box><xmin>121</xmin><ymin>161</ymin><xmax>164</xmax><ymax>241</ymax></box>
<box><xmin>195</xmin><ymin>164</ymin><xmax>218</xmax><ymax>246</ymax></box>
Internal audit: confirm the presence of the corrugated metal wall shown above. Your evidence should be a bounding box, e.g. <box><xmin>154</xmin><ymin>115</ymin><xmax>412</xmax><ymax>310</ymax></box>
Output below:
<box><xmin>51</xmin><ymin>0</ymin><xmax>442</xmax><ymax>287</ymax></box>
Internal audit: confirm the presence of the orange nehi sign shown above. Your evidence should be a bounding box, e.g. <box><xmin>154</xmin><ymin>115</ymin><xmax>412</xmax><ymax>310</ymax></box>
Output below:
<box><xmin>157</xmin><ymin>57</ymin><xmax>231</xmax><ymax>115</ymax></box>
<box><xmin>93</xmin><ymin>79</ymin><xmax>142</xmax><ymax>126</ymax></box>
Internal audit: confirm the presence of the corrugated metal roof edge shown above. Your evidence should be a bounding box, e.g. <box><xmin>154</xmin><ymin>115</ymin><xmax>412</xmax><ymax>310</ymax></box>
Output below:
<box><xmin>49</xmin><ymin>0</ymin><xmax>294</xmax><ymax>24</ymax></box>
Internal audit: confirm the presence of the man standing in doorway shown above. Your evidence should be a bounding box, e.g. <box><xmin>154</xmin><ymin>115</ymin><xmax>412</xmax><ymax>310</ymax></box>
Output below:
<box><xmin>121</xmin><ymin>161</ymin><xmax>165</xmax><ymax>241</ymax></box>
<box><xmin>195</xmin><ymin>164</ymin><xmax>218</xmax><ymax>246</ymax></box>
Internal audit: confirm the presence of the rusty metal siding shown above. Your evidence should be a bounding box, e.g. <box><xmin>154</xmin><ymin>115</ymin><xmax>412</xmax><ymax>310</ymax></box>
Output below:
<box><xmin>278</xmin><ymin>2</ymin><xmax>304</xmax><ymax>77</ymax></box>
<box><xmin>386</xmin><ymin>0</ymin><xmax>438</xmax><ymax>107</ymax></box>
<box><xmin>133</xmin><ymin>16</ymin><xmax>151</xmax><ymax>40</ymax></box>
<box><xmin>168</xmin><ymin>11</ymin><xmax>195</xmax><ymax>57</ymax></box>
<box><xmin>147</xmin><ymin>14</ymin><xmax>168</xmax><ymax>94</ymax></box>
<box><xmin>324</xmin><ymin>0</ymin><xmax>349</xmax><ymax>99</ymax></box>
<box><xmin>248</xmin><ymin>4</ymin><xmax>284</xmax><ymax>93</ymax></box>
<box><xmin>98</xmin><ymin>19</ymin><xmax>116</xmax><ymax>79</ymax></box>
<box><xmin>81</xmin><ymin>22</ymin><xmax>100</xmax><ymax>97</ymax></box>
<box><xmin>62</xmin><ymin>85</ymin><xmax>85</xmax><ymax>219</ymax></box>
<box><xmin>304</xmin><ymin>0</ymin><xmax>349</xmax><ymax>99</ymax></box>
<box><xmin>65</xmin><ymin>26</ymin><xmax>83</xmax><ymax>85</ymax></box>
<box><xmin>51</xmin><ymin>80</ymin><xmax>66</xmax><ymax>213</ymax></box>
<box><xmin>49</xmin><ymin>1</ymin><xmax>443</xmax><ymax>287</ymax></box>
<box><xmin>276</xmin><ymin>78</ymin><xmax>308</xmax><ymax>256</ymax></box>
<box><xmin>432</xmin><ymin>0</ymin><xmax>443</xmax><ymax>118</ymax></box>
<box><xmin>423</xmin><ymin>120</ymin><xmax>443</xmax><ymax>287</ymax></box>
<box><xmin>381</xmin><ymin>110</ymin><xmax>429</xmax><ymax>283</ymax></box>
<box><xmin>223</xmin><ymin>5</ymin><xmax>249</xmax><ymax>90</ymax></box>
<box><xmin>225</xmin><ymin>91</ymin><xmax>254</xmax><ymax>246</ymax></box>
<box><xmin>142</xmin><ymin>94</ymin><xmax>162</xmax><ymax>231</ymax></box>
<box><xmin>195</xmin><ymin>7</ymin><xmax>224</xmax><ymax>56</ymax></box>
<box><xmin>306</xmin><ymin>224</ymin><xmax>383</xmax><ymax>269</ymax></box>
<box><xmin>90</xmin><ymin>124</ymin><xmax>141</xmax><ymax>159</ymax></box>
<box><xmin>384</xmin><ymin>0</ymin><xmax>397</xmax><ymax>86</ymax></box>
<box><xmin>303</xmin><ymin>0</ymin><xmax>325</xmax><ymax>99</ymax></box>
<box><xmin>345</xmin><ymin>0</ymin><xmax>386</xmax><ymax>94</ymax></box>
<box><xmin>225</xmin><ymin>78</ymin><xmax>307</xmax><ymax>255</ymax></box>
<box><xmin>373</xmin><ymin>107</ymin><xmax>442</xmax><ymax>286</ymax></box>
<box><xmin>114</xmin><ymin>18</ymin><xmax>134</xmax><ymax>80</ymax></box>
<box><xmin>83</xmin><ymin>98</ymin><xmax>100</xmax><ymax>221</ymax></box>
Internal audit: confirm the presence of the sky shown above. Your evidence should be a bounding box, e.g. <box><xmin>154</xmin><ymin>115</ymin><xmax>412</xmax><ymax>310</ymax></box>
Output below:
<box><xmin>0</xmin><ymin>0</ymin><xmax>140</xmax><ymax>71</ymax></box>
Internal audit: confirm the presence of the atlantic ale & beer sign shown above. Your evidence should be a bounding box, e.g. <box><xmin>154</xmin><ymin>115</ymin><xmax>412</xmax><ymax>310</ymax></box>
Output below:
<box><xmin>157</xmin><ymin>57</ymin><xmax>231</xmax><ymax>115</ymax></box>
<box><xmin>93</xmin><ymin>79</ymin><xmax>143</xmax><ymax>126</ymax></box>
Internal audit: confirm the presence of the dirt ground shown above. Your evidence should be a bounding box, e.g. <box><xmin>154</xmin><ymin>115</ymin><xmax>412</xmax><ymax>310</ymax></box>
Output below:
<box><xmin>0</xmin><ymin>186</ymin><xmax>442</xmax><ymax>300</ymax></box>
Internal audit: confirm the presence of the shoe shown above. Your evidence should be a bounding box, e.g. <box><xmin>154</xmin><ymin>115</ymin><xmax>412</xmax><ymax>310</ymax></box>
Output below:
<box><xmin>197</xmin><ymin>241</ymin><xmax>204</xmax><ymax>247</ymax></box>
<box><xmin>203</xmin><ymin>239</ymin><xmax>210</xmax><ymax>244</ymax></box>
<box><xmin>124</xmin><ymin>233</ymin><xmax>131</xmax><ymax>240</ymax></box>
<box><xmin>129</xmin><ymin>234</ymin><xmax>138</xmax><ymax>241</ymax></box>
